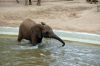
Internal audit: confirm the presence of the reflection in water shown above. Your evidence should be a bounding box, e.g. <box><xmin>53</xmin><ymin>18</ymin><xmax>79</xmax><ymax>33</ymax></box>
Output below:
<box><xmin>0</xmin><ymin>37</ymin><xmax>100</xmax><ymax>66</ymax></box>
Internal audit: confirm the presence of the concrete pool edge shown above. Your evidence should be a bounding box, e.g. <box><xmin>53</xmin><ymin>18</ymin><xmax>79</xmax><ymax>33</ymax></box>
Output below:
<box><xmin>0</xmin><ymin>27</ymin><xmax>100</xmax><ymax>45</ymax></box>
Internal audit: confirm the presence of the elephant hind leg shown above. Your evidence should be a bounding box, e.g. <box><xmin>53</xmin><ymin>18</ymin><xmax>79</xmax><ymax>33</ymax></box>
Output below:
<box><xmin>17</xmin><ymin>35</ymin><xmax>23</xmax><ymax>42</ymax></box>
<box><xmin>17</xmin><ymin>29</ymin><xmax>23</xmax><ymax>42</ymax></box>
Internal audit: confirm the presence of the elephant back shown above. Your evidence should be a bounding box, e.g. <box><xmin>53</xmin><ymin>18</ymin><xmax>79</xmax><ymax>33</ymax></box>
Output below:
<box><xmin>21</xmin><ymin>19</ymin><xmax>36</xmax><ymax>27</ymax></box>
<box><xmin>19</xmin><ymin>19</ymin><xmax>36</xmax><ymax>39</ymax></box>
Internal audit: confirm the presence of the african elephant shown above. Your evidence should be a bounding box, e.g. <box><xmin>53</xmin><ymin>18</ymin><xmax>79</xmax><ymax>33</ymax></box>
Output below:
<box><xmin>16</xmin><ymin>0</ymin><xmax>41</xmax><ymax>6</ymax></box>
<box><xmin>17</xmin><ymin>19</ymin><xmax>65</xmax><ymax>46</ymax></box>
<box><xmin>86</xmin><ymin>0</ymin><xmax>98</xmax><ymax>4</ymax></box>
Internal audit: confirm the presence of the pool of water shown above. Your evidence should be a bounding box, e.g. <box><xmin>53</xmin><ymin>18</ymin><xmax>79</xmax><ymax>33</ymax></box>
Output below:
<box><xmin>0</xmin><ymin>35</ymin><xmax>100</xmax><ymax>66</ymax></box>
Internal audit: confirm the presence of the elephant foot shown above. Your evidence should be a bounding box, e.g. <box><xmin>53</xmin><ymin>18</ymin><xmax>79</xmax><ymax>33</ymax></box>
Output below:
<box><xmin>37</xmin><ymin>3</ymin><xmax>41</xmax><ymax>6</ymax></box>
<box><xmin>38</xmin><ymin>43</ymin><xmax>46</xmax><ymax>48</ymax></box>
<box><xmin>29</xmin><ymin>3</ymin><xmax>32</xmax><ymax>5</ymax></box>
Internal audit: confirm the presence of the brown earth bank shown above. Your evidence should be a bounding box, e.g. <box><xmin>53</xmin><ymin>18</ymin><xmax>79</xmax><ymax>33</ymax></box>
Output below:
<box><xmin>0</xmin><ymin>1</ymin><xmax>100</xmax><ymax>35</ymax></box>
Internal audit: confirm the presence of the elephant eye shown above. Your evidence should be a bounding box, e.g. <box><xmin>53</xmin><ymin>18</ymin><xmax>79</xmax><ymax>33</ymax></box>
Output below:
<box><xmin>45</xmin><ymin>32</ymin><xmax>48</xmax><ymax>34</ymax></box>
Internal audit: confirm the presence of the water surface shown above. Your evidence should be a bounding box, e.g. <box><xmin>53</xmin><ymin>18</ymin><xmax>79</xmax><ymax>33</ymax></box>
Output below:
<box><xmin>0</xmin><ymin>35</ymin><xmax>100</xmax><ymax>66</ymax></box>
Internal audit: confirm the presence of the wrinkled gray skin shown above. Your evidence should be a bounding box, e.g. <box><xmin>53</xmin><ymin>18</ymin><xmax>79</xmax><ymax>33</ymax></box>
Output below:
<box><xmin>18</xmin><ymin>19</ymin><xmax>65</xmax><ymax>46</ymax></box>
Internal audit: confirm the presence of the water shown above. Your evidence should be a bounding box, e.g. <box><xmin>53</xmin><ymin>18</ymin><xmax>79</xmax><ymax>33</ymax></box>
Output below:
<box><xmin>0</xmin><ymin>35</ymin><xmax>100</xmax><ymax>66</ymax></box>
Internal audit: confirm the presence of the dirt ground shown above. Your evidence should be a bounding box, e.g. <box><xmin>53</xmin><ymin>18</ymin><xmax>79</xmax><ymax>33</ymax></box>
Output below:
<box><xmin>0</xmin><ymin>1</ymin><xmax>100</xmax><ymax>35</ymax></box>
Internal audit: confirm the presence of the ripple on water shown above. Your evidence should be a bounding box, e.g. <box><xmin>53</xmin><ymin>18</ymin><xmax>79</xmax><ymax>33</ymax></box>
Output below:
<box><xmin>0</xmin><ymin>38</ymin><xmax>100</xmax><ymax>66</ymax></box>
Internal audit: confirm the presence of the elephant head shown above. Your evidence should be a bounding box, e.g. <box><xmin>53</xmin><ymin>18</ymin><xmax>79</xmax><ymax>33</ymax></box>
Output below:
<box><xmin>31</xmin><ymin>22</ymin><xmax>65</xmax><ymax>47</ymax></box>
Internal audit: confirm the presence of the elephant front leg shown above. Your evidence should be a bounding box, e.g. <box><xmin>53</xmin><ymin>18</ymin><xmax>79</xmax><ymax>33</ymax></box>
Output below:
<box><xmin>37</xmin><ymin>0</ymin><xmax>41</xmax><ymax>6</ymax></box>
<box><xmin>31</xmin><ymin>36</ymin><xmax>42</xmax><ymax>46</ymax></box>
<box><xmin>29</xmin><ymin>0</ymin><xmax>32</xmax><ymax>5</ymax></box>
<box><xmin>16</xmin><ymin>0</ymin><xmax>19</xmax><ymax>3</ymax></box>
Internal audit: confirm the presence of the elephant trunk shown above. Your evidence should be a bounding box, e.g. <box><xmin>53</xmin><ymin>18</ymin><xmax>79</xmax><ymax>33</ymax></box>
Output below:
<box><xmin>49</xmin><ymin>34</ymin><xmax>65</xmax><ymax>47</ymax></box>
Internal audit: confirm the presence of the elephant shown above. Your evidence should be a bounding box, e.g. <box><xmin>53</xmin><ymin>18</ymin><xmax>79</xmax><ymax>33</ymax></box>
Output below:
<box><xmin>86</xmin><ymin>0</ymin><xmax>98</xmax><ymax>4</ymax></box>
<box><xmin>16</xmin><ymin>0</ymin><xmax>41</xmax><ymax>6</ymax></box>
<box><xmin>17</xmin><ymin>19</ymin><xmax>65</xmax><ymax>47</ymax></box>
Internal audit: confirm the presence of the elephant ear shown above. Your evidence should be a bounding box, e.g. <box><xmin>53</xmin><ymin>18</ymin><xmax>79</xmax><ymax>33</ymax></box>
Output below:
<box><xmin>40</xmin><ymin>22</ymin><xmax>51</xmax><ymax>33</ymax></box>
<box><xmin>31</xmin><ymin>25</ymin><xmax>43</xmax><ymax>40</ymax></box>
<box><xmin>41</xmin><ymin>22</ymin><xmax>46</xmax><ymax>25</ymax></box>
<box><xmin>40</xmin><ymin>22</ymin><xmax>46</xmax><ymax>31</ymax></box>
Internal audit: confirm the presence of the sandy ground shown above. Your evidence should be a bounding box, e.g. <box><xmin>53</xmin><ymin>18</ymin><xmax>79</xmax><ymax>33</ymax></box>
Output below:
<box><xmin>0</xmin><ymin>1</ymin><xmax>100</xmax><ymax>35</ymax></box>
